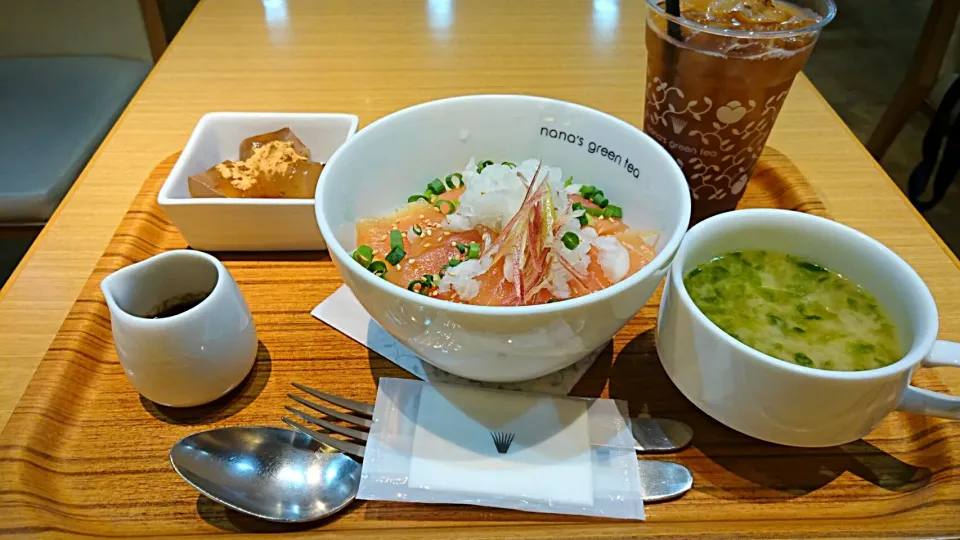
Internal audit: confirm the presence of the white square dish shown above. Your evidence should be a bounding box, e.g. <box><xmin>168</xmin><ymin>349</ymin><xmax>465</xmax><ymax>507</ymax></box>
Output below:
<box><xmin>158</xmin><ymin>112</ymin><xmax>358</xmax><ymax>251</ymax></box>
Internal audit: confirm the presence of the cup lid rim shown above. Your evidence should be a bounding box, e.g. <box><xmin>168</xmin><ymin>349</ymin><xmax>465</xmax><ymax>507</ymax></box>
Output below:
<box><xmin>644</xmin><ymin>0</ymin><xmax>837</xmax><ymax>40</ymax></box>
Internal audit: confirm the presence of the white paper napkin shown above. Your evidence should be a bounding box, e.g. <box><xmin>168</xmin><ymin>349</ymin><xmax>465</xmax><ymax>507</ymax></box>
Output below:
<box><xmin>408</xmin><ymin>384</ymin><xmax>593</xmax><ymax>505</ymax></box>
<box><xmin>356</xmin><ymin>378</ymin><xmax>645</xmax><ymax>520</ymax></box>
<box><xmin>311</xmin><ymin>286</ymin><xmax>605</xmax><ymax>395</ymax></box>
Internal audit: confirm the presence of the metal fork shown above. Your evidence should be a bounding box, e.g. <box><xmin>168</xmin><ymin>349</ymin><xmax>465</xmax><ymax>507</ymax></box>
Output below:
<box><xmin>282</xmin><ymin>382</ymin><xmax>693</xmax><ymax>503</ymax></box>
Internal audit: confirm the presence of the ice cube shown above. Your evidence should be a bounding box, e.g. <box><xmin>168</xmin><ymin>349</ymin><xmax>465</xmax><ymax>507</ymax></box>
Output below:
<box><xmin>682</xmin><ymin>0</ymin><xmax>816</xmax><ymax>31</ymax></box>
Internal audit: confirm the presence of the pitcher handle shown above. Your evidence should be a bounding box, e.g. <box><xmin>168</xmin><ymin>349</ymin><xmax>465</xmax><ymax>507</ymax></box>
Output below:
<box><xmin>896</xmin><ymin>340</ymin><xmax>960</xmax><ymax>420</ymax></box>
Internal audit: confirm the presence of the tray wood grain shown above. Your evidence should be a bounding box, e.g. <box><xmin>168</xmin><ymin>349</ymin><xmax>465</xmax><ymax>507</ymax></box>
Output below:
<box><xmin>1</xmin><ymin>149</ymin><xmax>957</xmax><ymax>539</ymax></box>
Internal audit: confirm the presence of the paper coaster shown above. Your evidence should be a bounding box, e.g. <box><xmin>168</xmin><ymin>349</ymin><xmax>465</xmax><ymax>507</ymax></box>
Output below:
<box><xmin>311</xmin><ymin>286</ymin><xmax>604</xmax><ymax>396</ymax></box>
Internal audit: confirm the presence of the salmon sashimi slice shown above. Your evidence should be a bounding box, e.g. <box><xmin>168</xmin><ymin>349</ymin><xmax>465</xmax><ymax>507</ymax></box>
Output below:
<box><xmin>355</xmin><ymin>183</ymin><xmax>656</xmax><ymax>305</ymax></box>
<box><xmin>355</xmin><ymin>189</ymin><xmax>487</xmax><ymax>290</ymax></box>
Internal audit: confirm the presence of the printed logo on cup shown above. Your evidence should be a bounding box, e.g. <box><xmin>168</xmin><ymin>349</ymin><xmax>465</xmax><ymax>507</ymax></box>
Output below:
<box><xmin>644</xmin><ymin>77</ymin><xmax>791</xmax><ymax>203</ymax></box>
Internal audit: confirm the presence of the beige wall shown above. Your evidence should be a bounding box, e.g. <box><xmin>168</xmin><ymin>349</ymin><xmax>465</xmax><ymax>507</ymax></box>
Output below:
<box><xmin>0</xmin><ymin>0</ymin><xmax>153</xmax><ymax>62</ymax></box>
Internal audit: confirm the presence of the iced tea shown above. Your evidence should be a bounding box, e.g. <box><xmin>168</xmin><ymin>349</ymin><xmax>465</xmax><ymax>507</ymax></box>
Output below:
<box><xmin>643</xmin><ymin>0</ymin><xmax>834</xmax><ymax>224</ymax></box>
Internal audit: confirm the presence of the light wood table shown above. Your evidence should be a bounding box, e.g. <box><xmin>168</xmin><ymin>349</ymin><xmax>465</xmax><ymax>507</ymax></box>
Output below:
<box><xmin>0</xmin><ymin>0</ymin><xmax>958</xmax><ymax>433</ymax></box>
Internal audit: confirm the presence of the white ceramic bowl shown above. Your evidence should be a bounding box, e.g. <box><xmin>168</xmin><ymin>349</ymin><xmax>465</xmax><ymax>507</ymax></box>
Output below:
<box><xmin>657</xmin><ymin>209</ymin><xmax>960</xmax><ymax>447</ymax></box>
<box><xmin>315</xmin><ymin>95</ymin><xmax>690</xmax><ymax>382</ymax></box>
<box><xmin>159</xmin><ymin>112</ymin><xmax>358</xmax><ymax>251</ymax></box>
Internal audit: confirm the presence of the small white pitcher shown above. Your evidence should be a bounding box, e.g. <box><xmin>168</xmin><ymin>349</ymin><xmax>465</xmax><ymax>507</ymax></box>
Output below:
<box><xmin>100</xmin><ymin>250</ymin><xmax>257</xmax><ymax>407</ymax></box>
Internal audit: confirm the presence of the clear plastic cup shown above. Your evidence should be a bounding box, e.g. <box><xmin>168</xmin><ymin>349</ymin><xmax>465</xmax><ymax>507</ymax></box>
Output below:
<box><xmin>643</xmin><ymin>0</ymin><xmax>836</xmax><ymax>225</ymax></box>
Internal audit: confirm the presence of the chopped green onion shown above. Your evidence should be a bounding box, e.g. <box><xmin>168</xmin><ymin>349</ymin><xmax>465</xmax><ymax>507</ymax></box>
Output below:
<box><xmin>579</xmin><ymin>185</ymin><xmax>597</xmax><ymax>198</ymax></box>
<box><xmin>476</xmin><ymin>159</ymin><xmax>494</xmax><ymax>173</ymax></box>
<box><xmin>440</xmin><ymin>258</ymin><xmax>461</xmax><ymax>276</ymax></box>
<box><xmin>367</xmin><ymin>261</ymin><xmax>388</xmax><ymax>277</ymax></box>
<box><xmin>445</xmin><ymin>172</ymin><xmax>463</xmax><ymax>189</ymax></box>
<box><xmin>466</xmin><ymin>242</ymin><xmax>481</xmax><ymax>260</ymax></box>
<box><xmin>408</xmin><ymin>194</ymin><xmax>430</xmax><ymax>203</ymax></box>
<box><xmin>351</xmin><ymin>245</ymin><xmax>374</xmax><ymax>267</ymax></box>
<box><xmin>412</xmin><ymin>224</ymin><xmax>423</xmax><ymax>236</ymax></box>
<box><xmin>455</xmin><ymin>243</ymin><xmax>467</xmax><ymax>254</ymax></box>
<box><xmin>385</xmin><ymin>246</ymin><xmax>406</xmax><ymax>266</ymax></box>
<box><xmin>408</xmin><ymin>273</ymin><xmax>438</xmax><ymax>295</ymax></box>
<box><xmin>564</xmin><ymin>176</ymin><xmax>573</xmax><ymax>187</ymax></box>
<box><xmin>572</xmin><ymin>202</ymin><xmax>589</xmax><ymax>226</ymax></box>
<box><xmin>407</xmin><ymin>280</ymin><xmax>429</xmax><ymax>294</ymax></box>
<box><xmin>794</xmin><ymin>352</ymin><xmax>814</xmax><ymax>367</ymax></box>
<box><xmin>584</xmin><ymin>206</ymin><xmax>603</xmax><ymax>217</ymax></box>
<box><xmin>501</xmin><ymin>161</ymin><xmax>516</xmax><ymax>168</ymax></box>
<box><xmin>389</xmin><ymin>230</ymin><xmax>404</xmax><ymax>250</ymax></box>
<box><xmin>602</xmin><ymin>205</ymin><xmax>622</xmax><ymax>219</ymax></box>
<box><xmin>428</xmin><ymin>178</ymin><xmax>446</xmax><ymax>195</ymax></box>
<box><xmin>435</xmin><ymin>199</ymin><xmax>457</xmax><ymax>215</ymax></box>
<box><xmin>547</xmin><ymin>298</ymin><xmax>559</xmax><ymax>303</ymax></box>
<box><xmin>561</xmin><ymin>232</ymin><xmax>580</xmax><ymax>250</ymax></box>
<box><xmin>796</xmin><ymin>261</ymin><xmax>827</xmax><ymax>273</ymax></box>
<box><xmin>591</xmin><ymin>193</ymin><xmax>609</xmax><ymax>208</ymax></box>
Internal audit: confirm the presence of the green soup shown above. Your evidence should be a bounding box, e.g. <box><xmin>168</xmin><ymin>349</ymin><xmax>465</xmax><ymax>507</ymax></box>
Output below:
<box><xmin>683</xmin><ymin>250</ymin><xmax>901</xmax><ymax>371</ymax></box>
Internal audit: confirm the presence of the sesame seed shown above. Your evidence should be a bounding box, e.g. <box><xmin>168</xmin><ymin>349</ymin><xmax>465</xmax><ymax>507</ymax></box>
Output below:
<box><xmin>450</xmin><ymin>240</ymin><xmax>457</xmax><ymax>246</ymax></box>
<box><xmin>394</xmin><ymin>265</ymin><xmax>400</xmax><ymax>270</ymax></box>
<box><xmin>419</xmin><ymin>214</ymin><xmax>425</xmax><ymax>219</ymax></box>
<box><xmin>408</xmin><ymin>258</ymin><xmax>417</xmax><ymax>264</ymax></box>
<box><xmin>380</xmin><ymin>234</ymin><xmax>387</xmax><ymax>241</ymax></box>
<box><xmin>426</xmin><ymin>229</ymin><xmax>433</xmax><ymax>236</ymax></box>
<box><xmin>423</xmin><ymin>242</ymin><xmax>432</xmax><ymax>248</ymax></box>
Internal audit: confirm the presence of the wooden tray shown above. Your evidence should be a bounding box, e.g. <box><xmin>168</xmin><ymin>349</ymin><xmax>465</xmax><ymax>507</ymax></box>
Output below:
<box><xmin>1</xmin><ymin>149</ymin><xmax>957</xmax><ymax>539</ymax></box>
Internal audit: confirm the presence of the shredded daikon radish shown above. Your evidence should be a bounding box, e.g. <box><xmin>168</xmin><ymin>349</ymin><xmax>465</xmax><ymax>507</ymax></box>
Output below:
<box><xmin>594</xmin><ymin>235</ymin><xmax>630</xmax><ymax>282</ymax></box>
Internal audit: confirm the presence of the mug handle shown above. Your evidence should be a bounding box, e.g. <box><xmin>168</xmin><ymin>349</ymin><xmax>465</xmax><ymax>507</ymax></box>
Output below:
<box><xmin>896</xmin><ymin>340</ymin><xmax>960</xmax><ymax>419</ymax></box>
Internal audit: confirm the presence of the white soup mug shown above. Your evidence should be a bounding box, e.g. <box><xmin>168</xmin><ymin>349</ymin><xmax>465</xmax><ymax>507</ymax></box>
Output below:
<box><xmin>657</xmin><ymin>209</ymin><xmax>959</xmax><ymax>447</ymax></box>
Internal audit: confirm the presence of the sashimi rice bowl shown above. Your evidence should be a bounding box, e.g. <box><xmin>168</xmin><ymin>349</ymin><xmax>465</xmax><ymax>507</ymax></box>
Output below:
<box><xmin>316</xmin><ymin>95</ymin><xmax>690</xmax><ymax>382</ymax></box>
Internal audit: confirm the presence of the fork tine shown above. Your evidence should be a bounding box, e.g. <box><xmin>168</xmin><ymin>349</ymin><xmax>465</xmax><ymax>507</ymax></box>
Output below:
<box><xmin>282</xmin><ymin>417</ymin><xmax>366</xmax><ymax>458</ymax></box>
<box><xmin>288</xmin><ymin>394</ymin><xmax>374</xmax><ymax>428</ymax></box>
<box><xmin>292</xmin><ymin>382</ymin><xmax>375</xmax><ymax>416</ymax></box>
<box><xmin>285</xmin><ymin>406</ymin><xmax>369</xmax><ymax>441</ymax></box>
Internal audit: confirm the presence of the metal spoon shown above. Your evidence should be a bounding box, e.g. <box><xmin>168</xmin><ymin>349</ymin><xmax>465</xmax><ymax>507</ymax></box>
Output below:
<box><xmin>171</xmin><ymin>420</ymin><xmax>694</xmax><ymax>523</ymax></box>
<box><xmin>631</xmin><ymin>418</ymin><xmax>694</xmax><ymax>502</ymax></box>
<box><xmin>170</xmin><ymin>426</ymin><xmax>360</xmax><ymax>523</ymax></box>
<box><xmin>632</xmin><ymin>417</ymin><xmax>694</xmax><ymax>453</ymax></box>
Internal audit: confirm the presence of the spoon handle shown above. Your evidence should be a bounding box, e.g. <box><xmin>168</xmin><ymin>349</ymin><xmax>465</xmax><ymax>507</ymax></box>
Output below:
<box><xmin>632</xmin><ymin>417</ymin><xmax>693</xmax><ymax>453</ymax></box>
<box><xmin>639</xmin><ymin>460</ymin><xmax>693</xmax><ymax>503</ymax></box>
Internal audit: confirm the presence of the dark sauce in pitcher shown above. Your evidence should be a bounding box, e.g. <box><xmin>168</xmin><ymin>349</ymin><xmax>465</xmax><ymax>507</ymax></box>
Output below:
<box><xmin>149</xmin><ymin>292</ymin><xmax>209</xmax><ymax>319</ymax></box>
